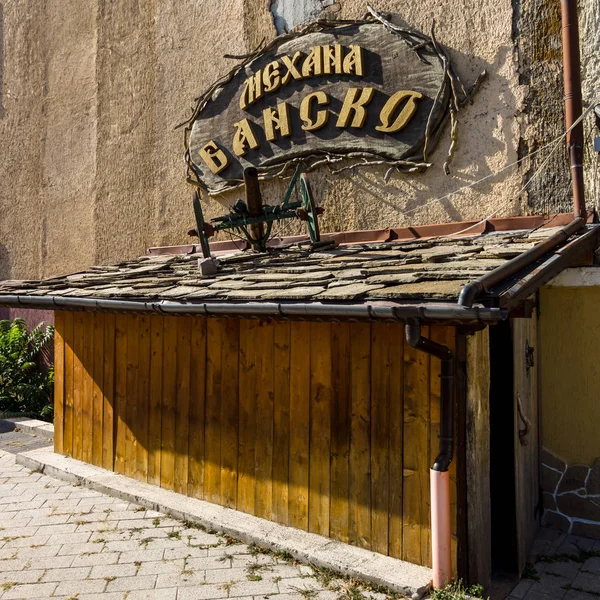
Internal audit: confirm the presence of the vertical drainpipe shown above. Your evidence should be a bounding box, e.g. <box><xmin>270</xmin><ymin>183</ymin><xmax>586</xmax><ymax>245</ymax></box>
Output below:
<box><xmin>561</xmin><ymin>0</ymin><xmax>586</xmax><ymax>219</ymax></box>
<box><xmin>405</xmin><ymin>321</ymin><xmax>454</xmax><ymax>589</ymax></box>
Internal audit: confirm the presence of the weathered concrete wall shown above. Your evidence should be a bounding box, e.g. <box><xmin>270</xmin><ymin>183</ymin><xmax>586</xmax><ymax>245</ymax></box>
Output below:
<box><xmin>0</xmin><ymin>0</ymin><xmax>593</xmax><ymax>280</ymax></box>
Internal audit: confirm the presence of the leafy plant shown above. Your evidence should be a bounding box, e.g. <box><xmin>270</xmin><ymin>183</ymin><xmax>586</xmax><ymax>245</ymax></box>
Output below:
<box><xmin>0</xmin><ymin>319</ymin><xmax>54</xmax><ymax>420</ymax></box>
<box><xmin>430</xmin><ymin>580</ymin><xmax>488</xmax><ymax>600</ymax></box>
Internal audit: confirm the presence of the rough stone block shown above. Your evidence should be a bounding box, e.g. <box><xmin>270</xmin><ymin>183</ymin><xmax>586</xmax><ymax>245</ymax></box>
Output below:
<box><xmin>558</xmin><ymin>465</ymin><xmax>590</xmax><ymax>494</ymax></box>
<box><xmin>541</xmin><ymin>464</ymin><xmax>562</xmax><ymax>493</ymax></box>
<box><xmin>543</xmin><ymin>510</ymin><xmax>571</xmax><ymax>532</ymax></box>
<box><xmin>557</xmin><ymin>494</ymin><xmax>600</xmax><ymax>522</ymax></box>
<box><xmin>542</xmin><ymin>448</ymin><xmax>566</xmax><ymax>473</ymax></box>
<box><xmin>586</xmin><ymin>458</ymin><xmax>600</xmax><ymax>495</ymax></box>
<box><xmin>572</xmin><ymin>520</ymin><xmax>600</xmax><ymax>540</ymax></box>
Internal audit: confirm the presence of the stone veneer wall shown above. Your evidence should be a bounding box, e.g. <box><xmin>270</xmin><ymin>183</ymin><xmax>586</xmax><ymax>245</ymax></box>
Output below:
<box><xmin>541</xmin><ymin>447</ymin><xmax>600</xmax><ymax>539</ymax></box>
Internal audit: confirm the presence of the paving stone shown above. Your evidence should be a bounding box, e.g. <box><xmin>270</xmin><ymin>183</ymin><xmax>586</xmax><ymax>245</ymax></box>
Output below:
<box><xmin>118</xmin><ymin>548</ymin><xmax>165</xmax><ymax>563</ymax></box>
<box><xmin>571</xmin><ymin>572</ymin><xmax>600</xmax><ymax>595</ymax></box>
<box><xmin>127</xmin><ymin>590</ymin><xmax>179</xmax><ymax>600</ymax></box>
<box><xmin>43</xmin><ymin>566</ymin><xmax>93</xmax><ymax>581</ymax></box>
<box><xmin>54</xmin><ymin>578</ymin><xmax>108</xmax><ymax>596</ymax></box>
<box><xmin>176</xmin><ymin>584</ymin><xmax>236</xmax><ymax>600</ymax></box>
<box><xmin>228</xmin><ymin>578</ymin><xmax>280</xmax><ymax>596</ymax></box>
<box><xmin>563</xmin><ymin>590</ymin><xmax>600</xmax><ymax>600</ymax></box>
<box><xmin>105</xmin><ymin>574</ymin><xmax>157</xmax><ymax>592</ymax></box>
<box><xmin>544</xmin><ymin>560</ymin><xmax>583</xmax><ymax>579</ymax></box>
<box><xmin>2</xmin><ymin>581</ymin><xmax>59</xmax><ymax>599</ymax></box>
<box><xmin>0</xmin><ymin>568</ymin><xmax>46</xmax><ymax>584</ymax></box>
<box><xmin>89</xmin><ymin>562</ymin><xmax>138</xmax><ymax>579</ymax></box>
<box><xmin>137</xmin><ymin>558</ymin><xmax>186</xmax><ymax>575</ymax></box>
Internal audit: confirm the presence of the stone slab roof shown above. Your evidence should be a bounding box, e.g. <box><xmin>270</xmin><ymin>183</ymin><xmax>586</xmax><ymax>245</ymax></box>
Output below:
<box><xmin>0</xmin><ymin>226</ymin><xmax>583</xmax><ymax>306</ymax></box>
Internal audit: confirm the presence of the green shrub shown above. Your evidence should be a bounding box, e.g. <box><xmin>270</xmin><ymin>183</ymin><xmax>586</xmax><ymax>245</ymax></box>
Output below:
<box><xmin>0</xmin><ymin>319</ymin><xmax>54</xmax><ymax>421</ymax></box>
<box><xmin>431</xmin><ymin>580</ymin><xmax>488</xmax><ymax>600</ymax></box>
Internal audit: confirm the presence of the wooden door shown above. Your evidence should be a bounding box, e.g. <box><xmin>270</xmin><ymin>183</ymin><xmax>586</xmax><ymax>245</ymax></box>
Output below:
<box><xmin>512</xmin><ymin>309</ymin><xmax>540</xmax><ymax>574</ymax></box>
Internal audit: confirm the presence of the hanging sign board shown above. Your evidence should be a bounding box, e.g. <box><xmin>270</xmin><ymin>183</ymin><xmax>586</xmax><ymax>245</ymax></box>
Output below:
<box><xmin>184</xmin><ymin>8</ymin><xmax>474</xmax><ymax>195</ymax></box>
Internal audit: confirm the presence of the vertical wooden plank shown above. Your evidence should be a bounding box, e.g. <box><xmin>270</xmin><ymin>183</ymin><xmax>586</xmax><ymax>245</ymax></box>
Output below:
<box><xmin>63</xmin><ymin>312</ymin><xmax>74</xmax><ymax>457</ymax></box>
<box><xmin>288</xmin><ymin>321</ymin><xmax>310</xmax><ymax>531</ymax></box>
<box><xmin>188</xmin><ymin>317</ymin><xmax>206</xmax><ymax>499</ymax></box>
<box><xmin>272</xmin><ymin>321</ymin><xmax>291</xmax><ymax>525</ymax></box>
<box><xmin>72</xmin><ymin>313</ymin><xmax>85</xmax><ymax>461</ymax></box>
<box><xmin>402</xmin><ymin>324</ymin><xmax>430</xmax><ymax>565</ymax></box>
<box><xmin>81</xmin><ymin>313</ymin><xmax>94</xmax><ymax>464</ymax></box>
<box><xmin>254</xmin><ymin>322</ymin><xmax>274</xmax><ymax>520</ymax></box>
<box><xmin>204</xmin><ymin>318</ymin><xmax>223</xmax><ymax>503</ymax></box>
<box><xmin>148</xmin><ymin>316</ymin><xmax>164</xmax><ymax>486</ymax></box>
<box><xmin>220</xmin><ymin>319</ymin><xmax>240</xmax><ymax>509</ymax></box>
<box><xmin>370</xmin><ymin>322</ymin><xmax>390</xmax><ymax>556</ymax></box>
<box><xmin>349</xmin><ymin>323</ymin><xmax>371</xmax><ymax>549</ymax></box>
<box><xmin>53</xmin><ymin>312</ymin><xmax>65</xmax><ymax>455</ymax></box>
<box><xmin>92</xmin><ymin>314</ymin><xmax>105</xmax><ymax>467</ymax></box>
<box><xmin>466</xmin><ymin>327</ymin><xmax>492</xmax><ymax>589</ymax></box>
<box><xmin>114</xmin><ymin>315</ymin><xmax>128</xmax><ymax>475</ymax></box>
<box><xmin>136</xmin><ymin>316</ymin><xmax>151</xmax><ymax>482</ymax></box>
<box><xmin>513</xmin><ymin>311</ymin><xmax>540</xmax><ymax>575</ymax></box>
<box><xmin>161</xmin><ymin>316</ymin><xmax>177</xmax><ymax>490</ymax></box>
<box><xmin>309</xmin><ymin>322</ymin><xmax>332</xmax><ymax>537</ymax></box>
<box><xmin>330</xmin><ymin>322</ymin><xmax>351</xmax><ymax>543</ymax></box>
<box><xmin>388</xmin><ymin>324</ymin><xmax>405</xmax><ymax>559</ymax></box>
<box><xmin>102</xmin><ymin>314</ymin><xmax>115</xmax><ymax>471</ymax></box>
<box><xmin>174</xmin><ymin>317</ymin><xmax>191</xmax><ymax>494</ymax></box>
<box><xmin>237</xmin><ymin>320</ymin><xmax>257</xmax><ymax>514</ymax></box>
<box><xmin>125</xmin><ymin>316</ymin><xmax>139</xmax><ymax>479</ymax></box>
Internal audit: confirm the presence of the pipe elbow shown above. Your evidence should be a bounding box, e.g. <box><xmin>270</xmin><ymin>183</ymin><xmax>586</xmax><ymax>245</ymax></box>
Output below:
<box><xmin>405</xmin><ymin>320</ymin><xmax>421</xmax><ymax>347</ymax></box>
<box><xmin>458</xmin><ymin>281</ymin><xmax>484</xmax><ymax>308</ymax></box>
<box><xmin>432</xmin><ymin>453</ymin><xmax>453</xmax><ymax>472</ymax></box>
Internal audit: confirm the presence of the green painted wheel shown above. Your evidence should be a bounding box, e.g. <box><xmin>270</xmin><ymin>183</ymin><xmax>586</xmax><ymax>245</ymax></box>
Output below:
<box><xmin>300</xmin><ymin>174</ymin><xmax>321</xmax><ymax>244</ymax></box>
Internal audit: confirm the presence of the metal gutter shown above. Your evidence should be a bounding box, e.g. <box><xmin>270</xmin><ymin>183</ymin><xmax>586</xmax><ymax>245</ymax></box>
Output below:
<box><xmin>499</xmin><ymin>224</ymin><xmax>600</xmax><ymax>308</ymax></box>
<box><xmin>0</xmin><ymin>294</ymin><xmax>507</xmax><ymax>323</ymax></box>
<box><xmin>458</xmin><ymin>217</ymin><xmax>587</xmax><ymax>307</ymax></box>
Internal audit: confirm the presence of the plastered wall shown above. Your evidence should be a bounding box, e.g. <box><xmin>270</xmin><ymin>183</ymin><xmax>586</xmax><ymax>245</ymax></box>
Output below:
<box><xmin>0</xmin><ymin>0</ymin><xmax>595</xmax><ymax>280</ymax></box>
<box><xmin>539</xmin><ymin>285</ymin><xmax>600</xmax><ymax>466</ymax></box>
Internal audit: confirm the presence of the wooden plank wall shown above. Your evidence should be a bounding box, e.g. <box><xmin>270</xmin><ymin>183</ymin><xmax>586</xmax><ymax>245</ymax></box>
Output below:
<box><xmin>54</xmin><ymin>311</ymin><xmax>458</xmax><ymax>568</ymax></box>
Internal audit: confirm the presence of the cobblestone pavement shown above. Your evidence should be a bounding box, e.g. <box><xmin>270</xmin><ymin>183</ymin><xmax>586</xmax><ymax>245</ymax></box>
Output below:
<box><xmin>0</xmin><ymin>448</ymin><xmax>394</xmax><ymax>600</ymax></box>
<box><xmin>507</xmin><ymin>527</ymin><xmax>600</xmax><ymax>600</ymax></box>
<box><xmin>0</xmin><ymin>422</ymin><xmax>51</xmax><ymax>455</ymax></box>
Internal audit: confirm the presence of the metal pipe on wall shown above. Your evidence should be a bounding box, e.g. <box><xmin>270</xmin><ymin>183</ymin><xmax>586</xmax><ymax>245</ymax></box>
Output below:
<box><xmin>561</xmin><ymin>0</ymin><xmax>586</xmax><ymax>219</ymax></box>
<box><xmin>405</xmin><ymin>321</ymin><xmax>454</xmax><ymax>589</ymax></box>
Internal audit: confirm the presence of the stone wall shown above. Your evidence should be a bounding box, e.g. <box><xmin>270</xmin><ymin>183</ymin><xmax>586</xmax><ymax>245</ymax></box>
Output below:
<box><xmin>0</xmin><ymin>0</ymin><xmax>598</xmax><ymax>281</ymax></box>
<box><xmin>0</xmin><ymin>0</ymin><xmax>524</xmax><ymax>280</ymax></box>
<box><xmin>542</xmin><ymin>447</ymin><xmax>600</xmax><ymax>540</ymax></box>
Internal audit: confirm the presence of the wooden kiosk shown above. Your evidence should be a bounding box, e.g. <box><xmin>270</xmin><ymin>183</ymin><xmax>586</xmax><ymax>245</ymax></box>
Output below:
<box><xmin>1</xmin><ymin>4</ymin><xmax>598</xmax><ymax>590</ymax></box>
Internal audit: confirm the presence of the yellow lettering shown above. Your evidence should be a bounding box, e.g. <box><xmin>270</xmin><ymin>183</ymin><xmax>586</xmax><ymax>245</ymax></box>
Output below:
<box><xmin>233</xmin><ymin>119</ymin><xmax>259</xmax><ymax>156</ymax></box>
<box><xmin>302</xmin><ymin>46</ymin><xmax>323</xmax><ymax>78</ymax></box>
<box><xmin>199</xmin><ymin>140</ymin><xmax>229</xmax><ymax>175</ymax></box>
<box><xmin>240</xmin><ymin>70</ymin><xmax>263</xmax><ymax>110</ymax></box>
<box><xmin>322</xmin><ymin>44</ymin><xmax>343</xmax><ymax>75</ymax></box>
<box><xmin>376</xmin><ymin>90</ymin><xmax>423</xmax><ymax>133</ymax></box>
<box><xmin>263</xmin><ymin>102</ymin><xmax>291</xmax><ymax>141</ymax></box>
<box><xmin>262</xmin><ymin>61</ymin><xmax>282</xmax><ymax>93</ymax></box>
<box><xmin>343</xmin><ymin>45</ymin><xmax>364</xmax><ymax>76</ymax></box>
<box><xmin>336</xmin><ymin>87</ymin><xmax>374</xmax><ymax>128</ymax></box>
<box><xmin>300</xmin><ymin>92</ymin><xmax>330</xmax><ymax>131</ymax></box>
<box><xmin>281</xmin><ymin>51</ymin><xmax>304</xmax><ymax>85</ymax></box>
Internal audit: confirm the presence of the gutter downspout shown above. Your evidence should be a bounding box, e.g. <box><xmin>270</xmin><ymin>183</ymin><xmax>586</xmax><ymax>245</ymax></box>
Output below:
<box><xmin>406</xmin><ymin>321</ymin><xmax>454</xmax><ymax>589</ymax></box>
<box><xmin>459</xmin><ymin>0</ymin><xmax>586</xmax><ymax>308</ymax></box>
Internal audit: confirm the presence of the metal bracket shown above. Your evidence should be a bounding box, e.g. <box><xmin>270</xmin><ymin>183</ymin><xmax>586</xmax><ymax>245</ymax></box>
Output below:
<box><xmin>525</xmin><ymin>340</ymin><xmax>535</xmax><ymax>375</ymax></box>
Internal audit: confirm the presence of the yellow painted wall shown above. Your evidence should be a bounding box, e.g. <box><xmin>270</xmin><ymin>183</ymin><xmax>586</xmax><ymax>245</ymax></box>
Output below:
<box><xmin>539</xmin><ymin>286</ymin><xmax>600</xmax><ymax>465</ymax></box>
